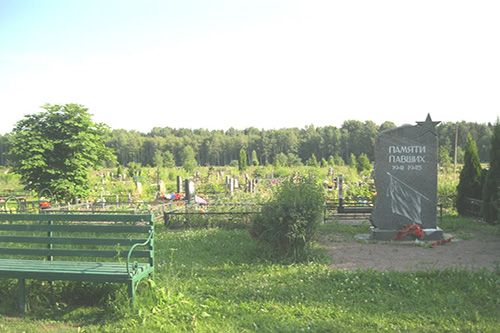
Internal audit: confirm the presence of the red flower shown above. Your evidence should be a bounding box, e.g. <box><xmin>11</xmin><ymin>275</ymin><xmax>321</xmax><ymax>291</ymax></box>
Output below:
<box><xmin>393</xmin><ymin>224</ymin><xmax>424</xmax><ymax>240</ymax></box>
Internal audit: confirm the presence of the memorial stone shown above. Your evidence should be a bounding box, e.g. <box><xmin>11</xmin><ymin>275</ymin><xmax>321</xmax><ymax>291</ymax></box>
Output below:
<box><xmin>371</xmin><ymin>114</ymin><xmax>443</xmax><ymax>240</ymax></box>
<box><xmin>177</xmin><ymin>176</ymin><xmax>183</xmax><ymax>193</ymax></box>
<box><xmin>185</xmin><ymin>178</ymin><xmax>195</xmax><ymax>204</ymax></box>
<box><xmin>158</xmin><ymin>180</ymin><xmax>165</xmax><ymax>193</ymax></box>
<box><xmin>136</xmin><ymin>182</ymin><xmax>143</xmax><ymax>196</ymax></box>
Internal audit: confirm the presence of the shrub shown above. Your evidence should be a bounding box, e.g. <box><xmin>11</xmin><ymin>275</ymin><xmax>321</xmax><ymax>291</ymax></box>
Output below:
<box><xmin>356</xmin><ymin>153</ymin><xmax>371</xmax><ymax>173</ymax></box>
<box><xmin>249</xmin><ymin>174</ymin><xmax>325</xmax><ymax>261</ymax></box>
<box><xmin>482</xmin><ymin>119</ymin><xmax>500</xmax><ymax>223</ymax></box>
<box><xmin>456</xmin><ymin>134</ymin><xmax>482</xmax><ymax>215</ymax></box>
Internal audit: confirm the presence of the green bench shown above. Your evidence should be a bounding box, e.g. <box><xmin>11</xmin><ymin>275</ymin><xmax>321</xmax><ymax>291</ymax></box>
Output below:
<box><xmin>0</xmin><ymin>213</ymin><xmax>154</xmax><ymax>312</ymax></box>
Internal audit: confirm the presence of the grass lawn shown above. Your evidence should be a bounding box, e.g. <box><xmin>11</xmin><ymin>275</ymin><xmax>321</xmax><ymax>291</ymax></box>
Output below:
<box><xmin>0</xmin><ymin>214</ymin><xmax>499</xmax><ymax>332</ymax></box>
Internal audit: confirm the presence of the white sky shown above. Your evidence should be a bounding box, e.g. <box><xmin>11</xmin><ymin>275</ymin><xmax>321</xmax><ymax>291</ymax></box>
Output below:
<box><xmin>1</xmin><ymin>0</ymin><xmax>499</xmax><ymax>135</ymax></box>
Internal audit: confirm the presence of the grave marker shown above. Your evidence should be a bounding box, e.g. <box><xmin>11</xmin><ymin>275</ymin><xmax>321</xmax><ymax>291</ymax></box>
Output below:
<box><xmin>177</xmin><ymin>176</ymin><xmax>183</xmax><ymax>193</ymax></box>
<box><xmin>184</xmin><ymin>178</ymin><xmax>195</xmax><ymax>204</ymax></box>
<box><xmin>371</xmin><ymin>114</ymin><xmax>443</xmax><ymax>240</ymax></box>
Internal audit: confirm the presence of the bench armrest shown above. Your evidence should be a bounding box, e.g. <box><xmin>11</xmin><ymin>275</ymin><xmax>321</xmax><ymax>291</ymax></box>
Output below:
<box><xmin>126</xmin><ymin>229</ymin><xmax>154</xmax><ymax>277</ymax></box>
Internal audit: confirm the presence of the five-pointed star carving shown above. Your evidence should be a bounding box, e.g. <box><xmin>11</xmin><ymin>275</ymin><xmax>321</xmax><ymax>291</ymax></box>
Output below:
<box><xmin>416</xmin><ymin>113</ymin><xmax>440</xmax><ymax>137</ymax></box>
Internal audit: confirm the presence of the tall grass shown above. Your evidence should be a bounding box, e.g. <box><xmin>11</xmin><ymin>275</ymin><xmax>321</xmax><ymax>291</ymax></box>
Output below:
<box><xmin>0</xmin><ymin>215</ymin><xmax>498</xmax><ymax>332</ymax></box>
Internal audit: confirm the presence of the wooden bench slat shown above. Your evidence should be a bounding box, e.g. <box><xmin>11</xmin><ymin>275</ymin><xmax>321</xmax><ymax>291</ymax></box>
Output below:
<box><xmin>0</xmin><ymin>213</ymin><xmax>153</xmax><ymax>223</ymax></box>
<box><xmin>0</xmin><ymin>235</ymin><xmax>148</xmax><ymax>246</ymax></box>
<box><xmin>0</xmin><ymin>260</ymin><xmax>153</xmax><ymax>283</ymax></box>
<box><xmin>0</xmin><ymin>247</ymin><xmax>152</xmax><ymax>258</ymax></box>
<box><xmin>0</xmin><ymin>224</ymin><xmax>152</xmax><ymax>233</ymax></box>
<box><xmin>0</xmin><ymin>259</ymin><xmax>151</xmax><ymax>274</ymax></box>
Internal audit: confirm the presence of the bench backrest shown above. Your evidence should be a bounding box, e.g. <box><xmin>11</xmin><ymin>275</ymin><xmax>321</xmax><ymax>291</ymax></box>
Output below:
<box><xmin>0</xmin><ymin>213</ymin><xmax>154</xmax><ymax>265</ymax></box>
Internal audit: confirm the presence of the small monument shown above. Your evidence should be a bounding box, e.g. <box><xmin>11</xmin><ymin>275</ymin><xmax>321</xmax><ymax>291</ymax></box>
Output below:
<box><xmin>370</xmin><ymin>114</ymin><xmax>443</xmax><ymax>240</ymax></box>
<box><xmin>176</xmin><ymin>176</ymin><xmax>183</xmax><ymax>193</ymax></box>
<box><xmin>184</xmin><ymin>178</ymin><xmax>195</xmax><ymax>205</ymax></box>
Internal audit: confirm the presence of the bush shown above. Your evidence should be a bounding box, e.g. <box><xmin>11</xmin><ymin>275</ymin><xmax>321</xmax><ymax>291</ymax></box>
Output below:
<box><xmin>249</xmin><ymin>174</ymin><xmax>325</xmax><ymax>261</ymax></box>
<box><xmin>456</xmin><ymin>134</ymin><xmax>482</xmax><ymax>215</ymax></box>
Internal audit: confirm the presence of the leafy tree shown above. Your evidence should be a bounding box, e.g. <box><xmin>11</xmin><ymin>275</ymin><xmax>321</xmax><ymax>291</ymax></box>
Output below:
<box><xmin>180</xmin><ymin>146</ymin><xmax>198</xmax><ymax>173</ymax></box>
<box><xmin>153</xmin><ymin>150</ymin><xmax>163</xmax><ymax>168</ymax></box>
<box><xmin>438</xmin><ymin>144</ymin><xmax>453</xmax><ymax>168</ymax></box>
<box><xmin>8</xmin><ymin>104</ymin><xmax>115</xmax><ymax>201</ymax></box>
<box><xmin>163</xmin><ymin>151</ymin><xmax>176</xmax><ymax>168</ymax></box>
<box><xmin>238</xmin><ymin>148</ymin><xmax>247</xmax><ymax>171</ymax></box>
<box><xmin>456</xmin><ymin>134</ymin><xmax>483</xmax><ymax>215</ymax></box>
<box><xmin>482</xmin><ymin>120</ymin><xmax>500</xmax><ymax>223</ymax></box>
<box><xmin>0</xmin><ymin>134</ymin><xmax>8</xmax><ymax>166</ymax></box>
<box><xmin>287</xmin><ymin>153</ymin><xmax>303</xmax><ymax>167</ymax></box>
<box><xmin>274</xmin><ymin>152</ymin><xmax>288</xmax><ymax>167</ymax></box>
<box><xmin>379</xmin><ymin>121</ymin><xmax>397</xmax><ymax>132</ymax></box>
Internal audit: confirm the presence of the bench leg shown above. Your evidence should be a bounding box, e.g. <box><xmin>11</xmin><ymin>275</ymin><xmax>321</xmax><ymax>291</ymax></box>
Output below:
<box><xmin>18</xmin><ymin>279</ymin><xmax>26</xmax><ymax>313</ymax></box>
<box><xmin>127</xmin><ymin>281</ymin><xmax>135</xmax><ymax>304</ymax></box>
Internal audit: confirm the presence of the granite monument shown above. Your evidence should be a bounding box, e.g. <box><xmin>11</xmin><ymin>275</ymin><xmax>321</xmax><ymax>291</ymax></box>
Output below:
<box><xmin>371</xmin><ymin>114</ymin><xmax>444</xmax><ymax>240</ymax></box>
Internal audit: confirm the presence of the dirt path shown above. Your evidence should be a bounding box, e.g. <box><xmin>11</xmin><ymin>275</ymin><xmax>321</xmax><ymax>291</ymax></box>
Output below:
<box><xmin>318</xmin><ymin>221</ymin><xmax>500</xmax><ymax>272</ymax></box>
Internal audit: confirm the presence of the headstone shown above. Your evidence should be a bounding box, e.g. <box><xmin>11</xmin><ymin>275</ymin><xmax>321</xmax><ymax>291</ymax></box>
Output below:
<box><xmin>370</xmin><ymin>114</ymin><xmax>443</xmax><ymax>240</ymax></box>
<box><xmin>338</xmin><ymin>174</ymin><xmax>344</xmax><ymax>199</ymax></box>
<box><xmin>177</xmin><ymin>176</ymin><xmax>183</xmax><ymax>193</ymax></box>
<box><xmin>185</xmin><ymin>178</ymin><xmax>195</xmax><ymax>204</ymax></box>
<box><xmin>247</xmin><ymin>179</ymin><xmax>254</xmax><ymax>193</ymax></box>
<box><xmin>158</xmin><ymin>180</ymin><xmax>165</xmax><ymax>193</ymax></box>
<box><xmin>136</xmin><ymin>182</ymin><xmax>143</xmax><ymax>196</ymax></box>
<box><xmin>228</xmin><ymin>178</ymin><xmax>234</xmax><ymax>195</ymax></box>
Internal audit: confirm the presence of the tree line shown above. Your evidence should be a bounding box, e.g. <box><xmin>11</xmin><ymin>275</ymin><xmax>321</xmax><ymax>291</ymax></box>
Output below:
<box><xmin>0</xmin><ymin>119</ymin><xmax>494</xmax><ymax>168</ymax></box>
<box><xmin>104</xmin><ymin>120</ymin><xmax>493</xmax><ymax>168</ymax></box>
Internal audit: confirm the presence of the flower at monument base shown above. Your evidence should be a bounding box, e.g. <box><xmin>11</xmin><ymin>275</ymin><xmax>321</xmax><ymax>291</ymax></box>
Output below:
<box><xmin>393</xmin><ymin>224</ymin><xmax>424</xmax><ymax>240</ymax></box>
<box><xmin>430</xmin><ymin>236</ymin><xmax>455</xmax><ymax>248</ymax></box>
<box><xmin>394</xmin><ymin>224</ymin><xmax>456</xmax><ymax>248</ymax></box>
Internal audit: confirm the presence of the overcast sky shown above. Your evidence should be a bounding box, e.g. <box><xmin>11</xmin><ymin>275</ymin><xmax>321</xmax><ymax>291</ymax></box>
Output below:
<box><xmin>1</xmin><ymin>0</ymin><xmax>499</xmax><ymax>135</ymax></box>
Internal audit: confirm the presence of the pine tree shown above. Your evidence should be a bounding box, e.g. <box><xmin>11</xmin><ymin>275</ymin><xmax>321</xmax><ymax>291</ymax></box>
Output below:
<box><xmin>349</xmin><ymin>153</ymin><xmax>357</xmax><ymax>168</ymax></box>
<box><xmin>239</xmin><ymin>148</ymin><xmax>247</xmax><ymax>171</ymax></box>
<box><xmin>307</xmin><ymin>154</ymin><xmax>319</xmax><ymax>167</ymax></box>
<box><xmin>356</xmin><ymin>153</ymin><xmax>371</xmax><ymax>173</ymax></box>
<box><xmin>482</xmin><ymin>119</ymin><xmax>500</xmax><ymax>223</ymax></box>
<box><xmin>456</xmin><ymin>134</ymin><xmax>482</xmax><ymax>215</ymax></box>
<box><xmin>251</xmin><ymin>150</ymin><xmax>259</xmax><ymax>166</ymax></box>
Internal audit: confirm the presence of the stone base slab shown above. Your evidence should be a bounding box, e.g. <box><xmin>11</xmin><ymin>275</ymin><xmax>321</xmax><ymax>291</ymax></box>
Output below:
<box><xmin>370</xmin><ymin>226</ymin><xmax>444</xmax><ymax>241</ymax></box>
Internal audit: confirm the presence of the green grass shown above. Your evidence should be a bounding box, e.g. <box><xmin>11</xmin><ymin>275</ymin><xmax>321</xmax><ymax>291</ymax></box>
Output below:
<box><xmin>0</xmin><ymin>216</ymin><xmax>499</xmax><ymax>332</ymax></box>
<box><xmin>439</xmin><ymin>211</ymin><xmax>500</xmax><ymax>241</ymax></box>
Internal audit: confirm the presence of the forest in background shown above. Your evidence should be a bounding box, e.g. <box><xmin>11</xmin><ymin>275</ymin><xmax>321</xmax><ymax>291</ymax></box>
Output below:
<box><xmin>0</xmin><ymin>119</ymin><xmax>494</xmax><ymax>168</ymax></box>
